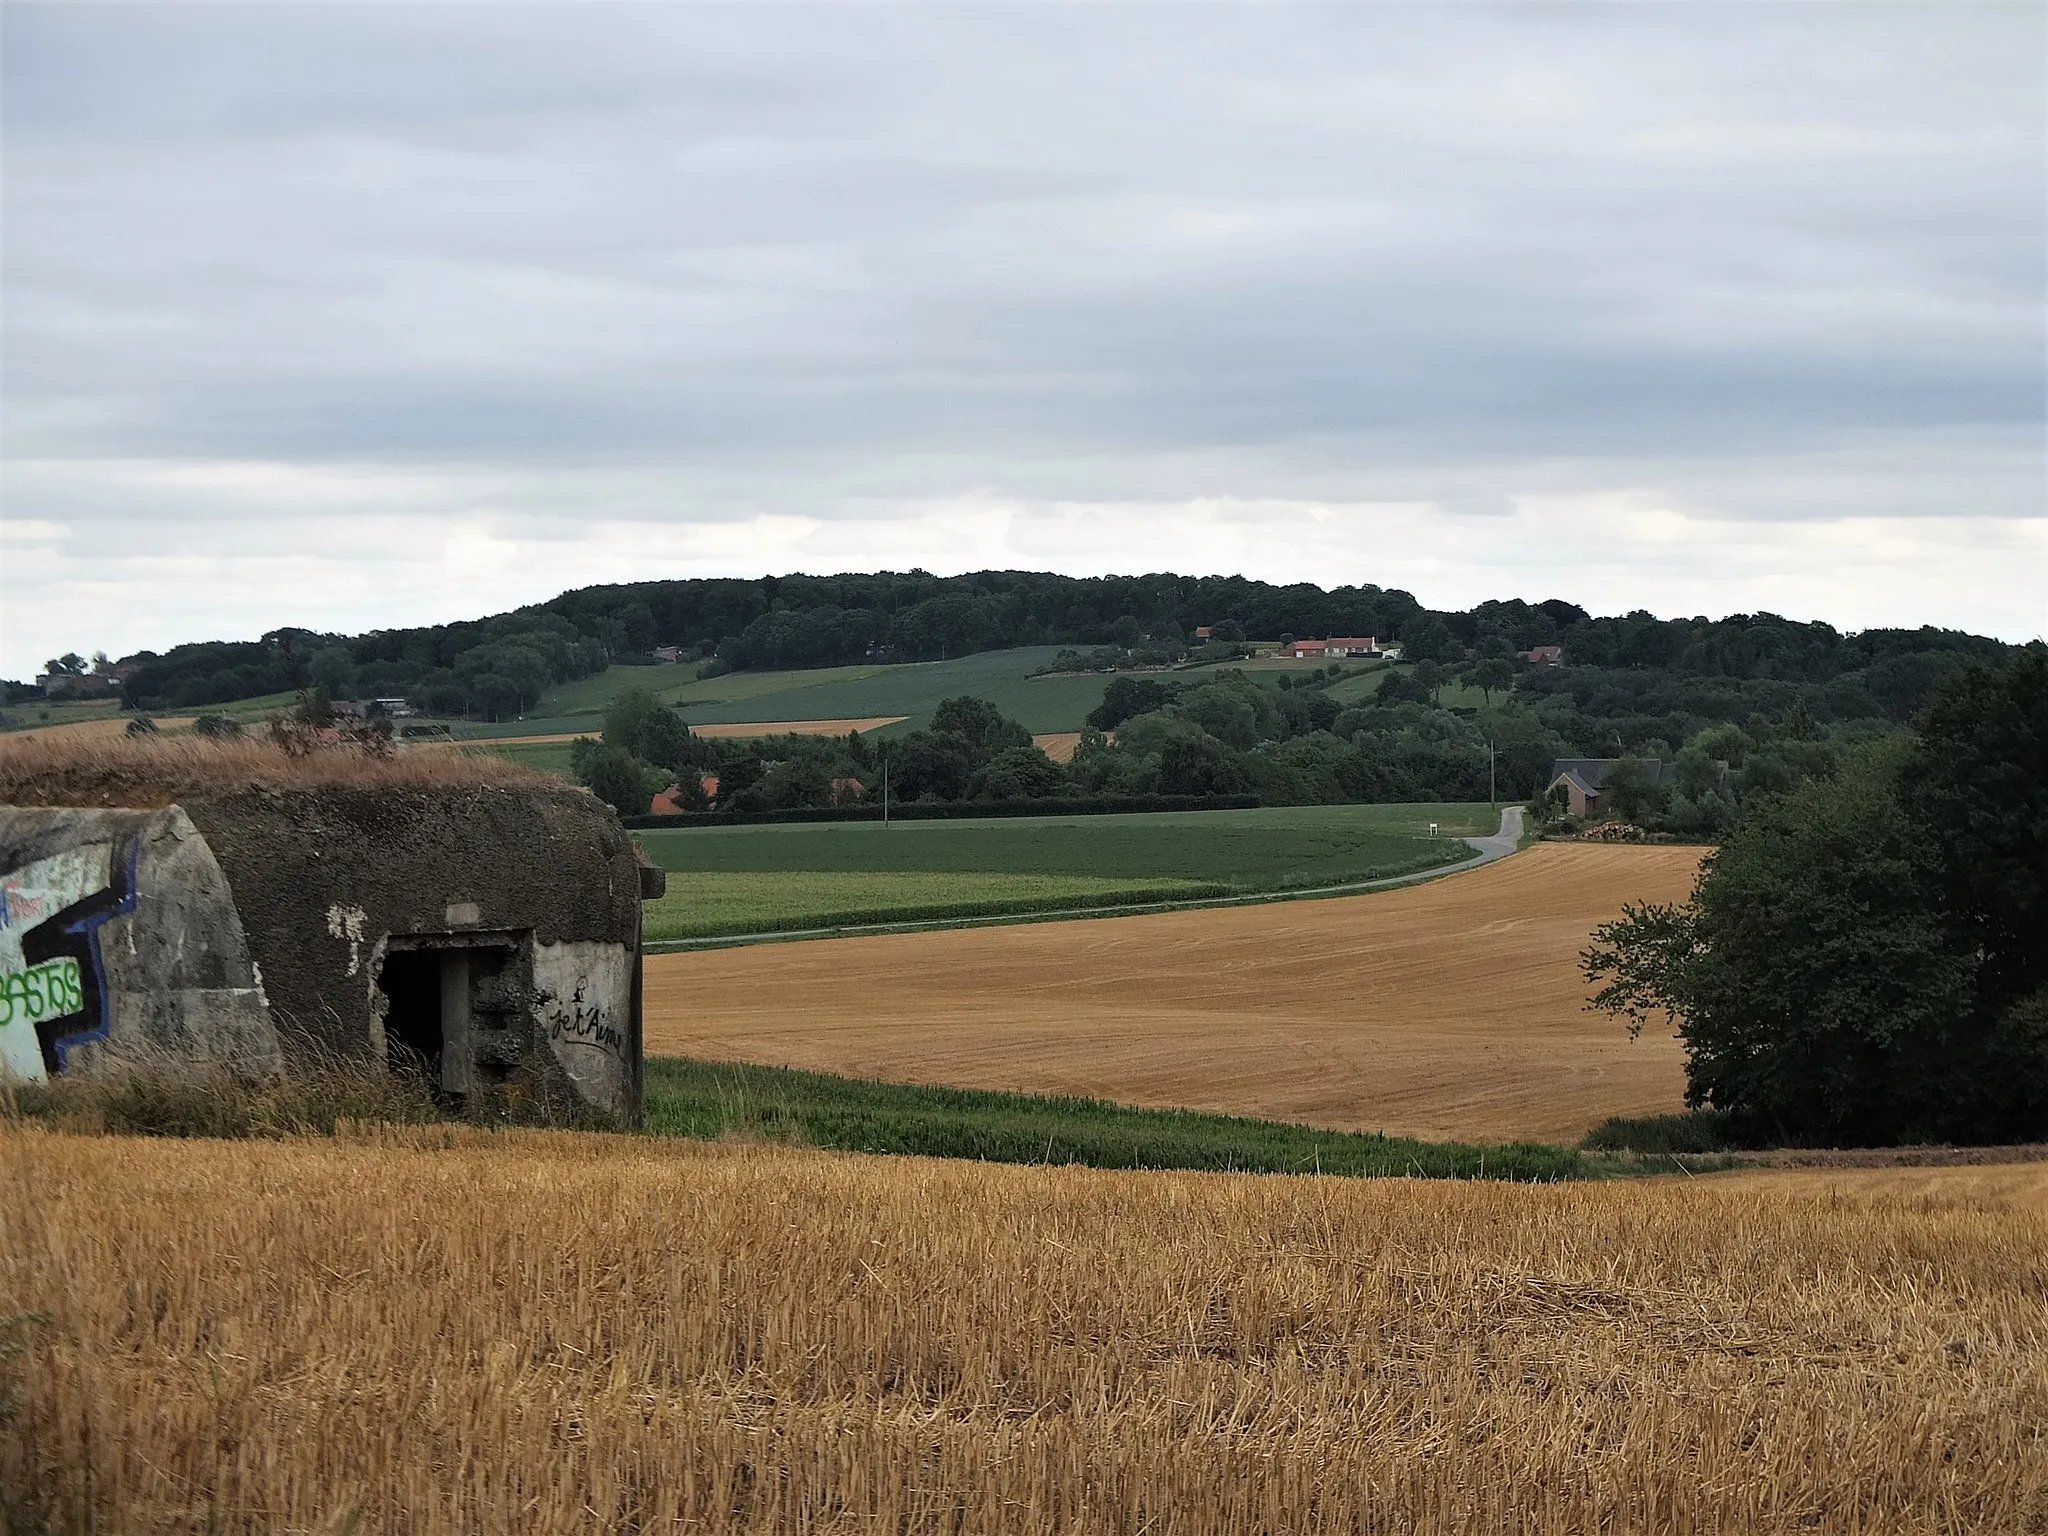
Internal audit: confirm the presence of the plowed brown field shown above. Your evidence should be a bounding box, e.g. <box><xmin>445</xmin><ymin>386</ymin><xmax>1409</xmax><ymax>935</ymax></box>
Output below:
<box><xmin>645</xmin><ymin>841</ymin><xmax>1706</xmax><ymax>1144</ymax></box>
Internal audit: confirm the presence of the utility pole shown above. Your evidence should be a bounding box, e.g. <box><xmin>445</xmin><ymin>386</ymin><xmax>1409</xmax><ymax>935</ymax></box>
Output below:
<box><xmin>1488</xmin><ymin>737</ymin><xmax>1497</xmax><ymax>807</ymax></box>
<box><xmin>882</xmin><ymin>754</ymin><xmax>890</xmax><ymax>829</ymax></box>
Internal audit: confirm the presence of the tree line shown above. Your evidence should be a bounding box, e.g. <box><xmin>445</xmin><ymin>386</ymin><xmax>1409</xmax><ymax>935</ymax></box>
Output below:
<box><xmin>17</xmin><ymin>569</ymin><xmax>2017</xmax><ymax>726</ymax></box>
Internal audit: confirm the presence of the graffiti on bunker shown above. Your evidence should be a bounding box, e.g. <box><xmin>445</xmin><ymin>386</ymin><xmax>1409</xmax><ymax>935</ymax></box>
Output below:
<box><xmin>0</xmin><ymin>838</ymin><xmax>139</xmax><ymax>1080</ymax></box>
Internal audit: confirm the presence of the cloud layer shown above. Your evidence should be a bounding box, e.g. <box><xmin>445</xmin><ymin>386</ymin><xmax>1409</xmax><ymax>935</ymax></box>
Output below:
<box><xmin>4</xmin><ymin>3</ymin><xmax>2042</xmax><ymax>673</ymax></box>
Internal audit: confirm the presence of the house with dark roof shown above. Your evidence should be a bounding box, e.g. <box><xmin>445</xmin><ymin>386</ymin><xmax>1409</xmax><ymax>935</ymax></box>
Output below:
<box><xmin>1546</xmin><ymin>758</ymin><xmax>1677</xmax><ymax>819</ymax></box>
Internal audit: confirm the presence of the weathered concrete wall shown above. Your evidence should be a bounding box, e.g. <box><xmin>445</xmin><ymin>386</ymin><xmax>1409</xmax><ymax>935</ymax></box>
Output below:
<box><xmin>533</xmin><ymin>939</ymin><xmax>636</xmax><ymax>1118</ymax></box>
<box><xmin>1</xmin><ymin>785</ymin><xmax>647</xmax><ymax>1126</ymax></box>
<box><xmin>0</xmin><ymin>806</ymin><xmax>279</xmax><ymax>1081</ymax></box>
<box><xmin>183</xmin><ymin>784</ymin><xmax>641</xmax><ymax>1063</ymax></box>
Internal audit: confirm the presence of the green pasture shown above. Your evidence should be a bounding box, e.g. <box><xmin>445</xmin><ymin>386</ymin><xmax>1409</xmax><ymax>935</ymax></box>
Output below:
<box><xmin>1323</xmin><ymin>666</ymin><xmax>1393</xmax><ymax>705</ymax></box>
<box><xmin>642</xmin><ymin>1058</ymin><xmax>1583</xmax><ymax>1181</ymax></box>
<box><xmin>635</xmin><ymin>802</ymin><xmax>1495</xmax><ymax>938</ymax></box>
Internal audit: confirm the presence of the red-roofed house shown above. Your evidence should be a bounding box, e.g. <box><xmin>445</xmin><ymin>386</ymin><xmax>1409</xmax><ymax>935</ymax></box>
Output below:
<box><xmin>1326</xmin><ymin>637</ymin><xmax>1376</xmax><ymax>657</ymax></box>
<box><xmin>1282</xmin><ymin>639</ymin><xmax>1327</xmax><ymax>659</ymax></box>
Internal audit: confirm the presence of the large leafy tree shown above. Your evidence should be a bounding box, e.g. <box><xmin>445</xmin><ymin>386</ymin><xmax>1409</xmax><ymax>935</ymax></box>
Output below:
<box><xmin>1585</xmin><ymin>655</ymin><xmax>2048</xmax><ymax>1146</ymax></box>
<box><xmin>1899</xmin><ymin>651</ymin><xmax>2048</xmax><ymax>1017</ymax></box>
<box><xmin>929</xmin><ymin>695</ymin><xmax>1032</xmax><ymax>761</ymax></box>
<box><xmin>603</xmin><ymin>688</ymin><xmax>701</xmax><ymax>771</ymax></box>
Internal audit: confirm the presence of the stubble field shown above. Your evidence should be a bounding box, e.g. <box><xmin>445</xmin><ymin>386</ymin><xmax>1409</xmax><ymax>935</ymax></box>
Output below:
<box><xmin>646</xmin><ymin>840</ymin><xmax>1706</xmax><ymax>1145</ymax></box>
<box><xmin>7</xmin><ymin>1125</ymin><xmax>2043</xmax><ymax>1535</ymax></box>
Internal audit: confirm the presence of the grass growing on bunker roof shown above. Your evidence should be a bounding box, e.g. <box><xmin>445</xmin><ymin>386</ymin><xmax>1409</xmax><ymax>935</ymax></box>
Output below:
<box><xmin>0</xmin><ymin>733</ymin><xmax>564</xmax><ymax>809</ymax></box>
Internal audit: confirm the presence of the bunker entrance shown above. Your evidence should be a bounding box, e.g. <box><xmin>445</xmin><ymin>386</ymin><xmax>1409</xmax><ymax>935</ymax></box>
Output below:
<box><xmin>375</xmin><ymin>933</ymin><xmax>531</xmax><ymax>1100</ymax></box>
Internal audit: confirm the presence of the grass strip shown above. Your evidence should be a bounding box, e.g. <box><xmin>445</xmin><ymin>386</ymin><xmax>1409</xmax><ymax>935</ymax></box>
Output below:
<box><xmin>642</xmin><ymin>877</ymin><xmax>1231</xmax><ymax>942</ymax></box>
<box><xmin>642</xmin><ymin>1057</ymin><xmax>1585</xmax><ymax>1182</ymax></box>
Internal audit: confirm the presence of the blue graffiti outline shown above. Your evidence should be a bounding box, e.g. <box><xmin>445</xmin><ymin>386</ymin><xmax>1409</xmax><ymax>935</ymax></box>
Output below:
<box><xmin>45</xmin><ymin>838</ymin><xmax>141</xmax><ymax>1072</ymax></box>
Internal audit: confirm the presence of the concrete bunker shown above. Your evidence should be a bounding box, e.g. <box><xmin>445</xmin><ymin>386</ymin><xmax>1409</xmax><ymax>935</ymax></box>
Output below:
<box><xmin>0</xmin><ymin>740</ymin><xmax>663</xmax><ymax>1126</ymax></box>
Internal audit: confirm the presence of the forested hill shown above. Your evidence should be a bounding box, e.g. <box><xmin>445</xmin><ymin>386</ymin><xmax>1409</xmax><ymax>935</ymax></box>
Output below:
<box><xmin>55</xmin><ymin>568</ymin><xmax>2021</xmax><ymax>721</ymax></box>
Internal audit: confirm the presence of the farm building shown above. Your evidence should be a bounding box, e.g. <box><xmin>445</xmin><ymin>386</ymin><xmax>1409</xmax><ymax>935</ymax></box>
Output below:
<box><xmin>1546</xmin><ymin>757</ymin><xmax>1677</xmax><ymax>818</ymax></box>
<box><xmin>0</xmin><ymin>736</ymin><xmax>661</xmax><ymax>1126</ymax></box>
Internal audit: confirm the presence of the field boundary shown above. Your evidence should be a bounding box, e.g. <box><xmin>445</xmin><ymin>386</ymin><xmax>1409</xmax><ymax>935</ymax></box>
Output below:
<box><xmin>624</xmin><ymin>792</ymin><xmax>1261</xmax><ymax>829</ymax></box>
<box><xmin>642</xmin><ymin>1055</ymin><xmax>1584</xmax><ymax>1180</ymax></box>
<box><xmin>643</xmin><ymin>806</ymin><xmax>1523</xmax><ymax>951</ymax></box>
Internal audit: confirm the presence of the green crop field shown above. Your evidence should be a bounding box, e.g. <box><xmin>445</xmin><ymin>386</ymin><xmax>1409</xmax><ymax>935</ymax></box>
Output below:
<box><xmin>455</xmin><ymin>647</ymin><xmax>1403</xmax><ymax>742</ymax></box>
<box><xmin>641</xmin><ymin>870</ymin><xmax>1219</xmax><ymax>941</ymax></box>
<box><xmin>462</xmin><ymin>739</ymin><xmax>580</xmax><ymax>777</ymax></box>
<box><xmin>642</xmin><ymin>1057</ymin><xmax>1583</xmax><ymax>1181</ymax></box>
<box><xmin>641</xmin><ymin>802</ymin><xmax>1492</xmax><ymax>881</ymax></box>
<box><xmin>636</xmin><ymin>802</ymin><xmax>1495</xmax><ymax>938</ymax></box>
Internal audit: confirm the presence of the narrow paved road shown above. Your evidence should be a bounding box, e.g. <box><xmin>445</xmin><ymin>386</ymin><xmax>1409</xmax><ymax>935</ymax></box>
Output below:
<box><xmin>647</xmin><ymin>805</ymin><xmax>1528</xmax><ymax>952</ymax></box>
<box><xmin>1459</xmin><ymin>804</ymin><xmax>1526</xmax><ymax>866</ymax></box>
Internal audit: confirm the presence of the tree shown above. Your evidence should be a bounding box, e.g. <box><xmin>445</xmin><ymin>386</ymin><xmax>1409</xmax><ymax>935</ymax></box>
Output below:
<box><xmin>1176</xmin><ymin>685</ymin><xmax>1259</xmax><ymax>750</ymax></box>
<box><xmin>1585</xmin><ymin>737</ymin><xmax>2048</xmax><ymax>1146</ymax></box>
<box><xmin>1157</xmin><ymin>734</ymin><xmax>1250</xmax><ymax>796</ymax></box>
<box><xmin>1087</xmin><ymin>677</ymin><xmax>1174</xmax><ymax>732</ymax></box>
<box><xmin>44</xmin><ymin>653</ymin><xmax>86</xmax><ymax>676</ymax></box>
<box><xmin>929</xmin><ymin>696</ymin><xmax>1031</xmax><ymax>764</ymax></box>
<box><xmin>892</xmin><ymin>737</ymin><xmax>973</xmax><ymax>801</ymax></box>
<box><xmin>753</xmin><ymin>759</ymin><xmax>834</xmax><ymax>811</ymax></box>
<box><xmin>1400</xmin><ymin>614</ymin><xmax>1458</xmax><ymax>664</ymax></box>
<box><xmin>469</xmin><ymin>673</ymin><xmax>521</xmax><ymax>721</ymax></box>
<box><xmin>1470</xmin><ymin>657</ymin><xmax>1514</xmax><ymax>707</ymax></box>
<box><xmin>1374</xmin><ymin>671</ymin><xmax>1433</xmax><ymax>708</ymax></box>
<box><xmin>309</xmin><ymin>646</ymin><xmax>357</xmax><ymax>696</ymax></box>
<box><xmin>603</xmin><ymin>688</ymin><xmax>698</xmax><ymax>770</ymax></box>
<box><xmin>1112</xmin><ymin>615</ymin><xmax>1143</xmax><ymax>650</ymax></box>
<box><xmin>1603</xmin><ymin>757</ymin><xmax>1669</xmax><ymax>823</ymax></box>
<box><xmin>571</xmin><ymin>738</ymin><xmax>661</xmax><ymax>818</ymax></box>
<box><xmin>1412</xmin><ymin>660</ymin><xmax>1447</xmax><ymax>704</ymax></box>
<box><xmin>973</xmin><ymin>745</ymin><xmax>1069</xmax><ymax>800</ymax></box>
<box><xmin>1898</xmin><ymin>653</ymin><xmax>2048</xmax><ymax>1019</ymax></box>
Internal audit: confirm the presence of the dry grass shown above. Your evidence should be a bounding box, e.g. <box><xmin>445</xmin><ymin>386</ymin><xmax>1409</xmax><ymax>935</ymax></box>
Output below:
<box><xmin>431</xmin><ymin>717</ymin><xmax>910</xmax><ymax>749</ymax></box>
<box><xmin>0</xmin><ymin>713</ymin><xmax>197</xmax><ymax>745</ymax></box>
<box><xmin>646</xmin><ymin>841</ymin><xmax>1706</xmax><ymax>1145</ymax></box>
<box><xmin>3</xmin><ymin>1126</ymin><xmax>2043</xmax><ymax>1534</ymax></box>
<box><xmin>0</xmin><ymin>731</ymin><xmax>559</xmax><ymax>808</ymax></box>
<box><xmin>1709</xmin><ymin>1160</ymin><xmax>2048</xmax><ymax>1212</ymax></box>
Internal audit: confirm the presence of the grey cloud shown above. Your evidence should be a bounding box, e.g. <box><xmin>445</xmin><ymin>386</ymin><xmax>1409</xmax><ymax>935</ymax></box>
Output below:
<box><xmin>1</xmin><ymin>2</ymin><xmax>2042</xmax><ymax>667</ymax></box>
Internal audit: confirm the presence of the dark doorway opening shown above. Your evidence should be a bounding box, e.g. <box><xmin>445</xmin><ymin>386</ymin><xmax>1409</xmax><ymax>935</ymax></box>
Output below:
<box><xmin>378</xmin><ymin>950</ymin><xmax>444</xmax><ymax>1082</ymax></box>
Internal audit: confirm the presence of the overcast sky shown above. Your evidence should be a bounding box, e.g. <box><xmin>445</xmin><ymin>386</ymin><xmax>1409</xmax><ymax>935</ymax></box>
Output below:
<box><xmin>3</xmin><ymin>2</ymin><xmax>2043</xmax><ymax>676</ymax></box>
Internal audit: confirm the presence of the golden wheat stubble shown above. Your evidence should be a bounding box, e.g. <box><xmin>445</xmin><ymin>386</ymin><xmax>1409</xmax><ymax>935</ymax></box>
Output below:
<box><xmin>645</xmin><ymin>842</ymin><xmax>1707</xmax><ymax>1144</ymax></box>
<box><xmin>5</xmin><ymin>1126</ymin><xmax>2045</xmax><ymax>1534</ymax></box>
